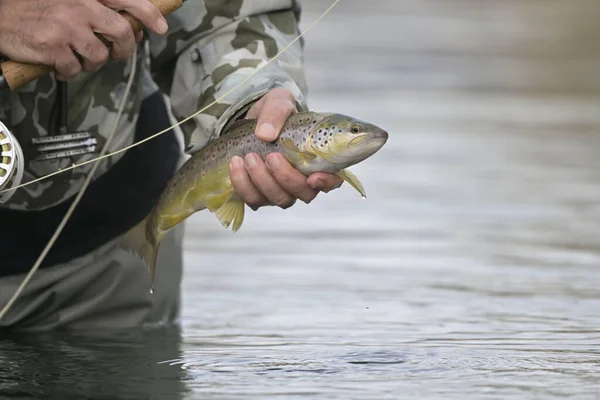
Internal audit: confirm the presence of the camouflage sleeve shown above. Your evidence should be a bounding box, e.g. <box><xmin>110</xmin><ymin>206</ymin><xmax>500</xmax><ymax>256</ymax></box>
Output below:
<box><xmin>148</xmin><ymin>0</ymin><xmax>309</xmax><ymax>154</ymax></box>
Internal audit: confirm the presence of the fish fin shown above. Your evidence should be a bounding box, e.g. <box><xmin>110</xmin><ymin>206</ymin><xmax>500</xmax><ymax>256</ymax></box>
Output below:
<box><xmin>215</xmin><ymin>195</ymin><xmax>245</xmax><ymax>232</ymax></box>
<box><xmin>336</xmin><ymin>169</ymin><xmax>367</xmax><ymax>199</ymax></box>
<box><xmin>159</xmin><ymin>211</ymin><xmax>192</xmax><ymax>232</ymax></box>
<box><xmin>203</xmin><ymin>190</ymin><xmax>234</xmax><ymax>213</ymax></box>
<box><xmin>280</xmin><ymin>138</ymin><xmax>317</xmax><ymax>164</ymax></box>
<box><xmin>223</xmin><ymin>118</ymin><xmax>255</xmax><ymax>134</ymax></box>
<box><xmin>119</xmin><ymin>216</ymin><xmax>162</xmax><ymax>287</ymax></box>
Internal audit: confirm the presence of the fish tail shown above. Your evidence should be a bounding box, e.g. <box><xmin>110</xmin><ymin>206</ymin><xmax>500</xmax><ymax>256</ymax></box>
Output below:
<box><xmin>119</xmin><ymin>214</ymin><xmax>162</xmax><ymax>286</ymax></box>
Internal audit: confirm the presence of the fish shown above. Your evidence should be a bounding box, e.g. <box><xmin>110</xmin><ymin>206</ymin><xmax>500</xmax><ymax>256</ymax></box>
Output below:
<box><xmin>120</xmin><ymin>111</ymin><xmax>388</xmax><ymax>283</ymax></box>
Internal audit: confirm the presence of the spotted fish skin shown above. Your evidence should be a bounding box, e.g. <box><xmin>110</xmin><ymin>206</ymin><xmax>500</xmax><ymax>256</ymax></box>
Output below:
<box><xmin>170</xmin><ymin>111</ymin><xmax>325</xmax><ymax>186</ymax></box>
<box><xmin>120</xmin><ymin>111</ymin><xmax>388</xmax><ymax>283</ymax></box>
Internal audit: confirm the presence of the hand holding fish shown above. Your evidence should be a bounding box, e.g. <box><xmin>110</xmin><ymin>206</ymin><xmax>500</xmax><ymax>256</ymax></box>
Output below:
<box><xmin>230</xmin><ymin>88</ymin><xmax>343</xmax><ymax>211</ymax></box>
<box><xmin>121</xmin><ymin>98</ymin><xmax>388</xmax><ymax>282</ymax></box>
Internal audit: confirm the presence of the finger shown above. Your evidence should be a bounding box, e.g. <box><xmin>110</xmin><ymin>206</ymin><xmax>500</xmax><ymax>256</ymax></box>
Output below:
<box><xmin>88</xmin><ymin>5</ymin><xmax>136</xmax><ymax>60</ymax></box>
<box><xmin>265</xmin><ymin>153</ymin><xmax>318</xmax><ymax>204</ymax></box>
<box><xmin>72</xmin><ymin>33</ymin><xmax>109</xmax><ymax>72</ymax></box>
<box><xmin>229</xmin><ymin>156</ymin><xmax>269</xmax><ymax>211</ymax></box>
<box><xmin>254</xmin><ymin>88</ymin><xmax>296</xmax><ymax>142</ymax></box>
<box><xmin>307</xmin><ymin>172</ymin><xmax>344</xmax><ymax>193</ymax></box>
<box><xmin>244</xmin><ymin>153</ymin><xmax>295</xmax><ymax>209</ymax></box>
<box><xmin>54</xmin><ymin>49</ymin><xmax>83</xmax><ymax>80</ymax></box>
<box><xmin>134</xmin><ymin>30</ymin><xmax>144</xmax><ymax>43</ymax></box>
<box><xmin>245</xmin><ymin>96</ymin><xmax>264</xmax><ymax>120</ymax></box>
<box><xmin>98</xmin><ymin>0</ymin><xmax>168</xmax><ymax>35</ymax></box>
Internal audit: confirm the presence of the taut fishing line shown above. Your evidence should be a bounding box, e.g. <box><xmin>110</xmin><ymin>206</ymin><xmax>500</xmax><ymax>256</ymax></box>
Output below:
<box><xmin>0</xmin><ymin>0</ymin><xmax>341</xmax><ymax>322</ymax></box>
<box><xmin>0</xmin><ymin>0</ymin><xmax>341</xmax><ymax>196</ymax></box>
<box><xmin>0</xmin><ymin>48</ymin><xmax>138</xmax><ymax>321</ymax></box>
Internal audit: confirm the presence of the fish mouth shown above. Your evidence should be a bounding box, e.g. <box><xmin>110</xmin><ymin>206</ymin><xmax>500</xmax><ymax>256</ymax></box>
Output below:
<box><xmin>372</xmin><ymin>130</ymin><xmax>389</xmax><ymax>140</ymax></box>
<box><xmin>349</xmin><ymin>130</ymin><xmax>388</xmax><ymax>147</ymax></box>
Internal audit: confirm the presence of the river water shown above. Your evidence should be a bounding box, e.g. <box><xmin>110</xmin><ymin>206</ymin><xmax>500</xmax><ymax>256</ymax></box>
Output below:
<box><xmin>1</xmin><ymin>0</ymin><xmax>600</xmax><ymax>399</ymax></box>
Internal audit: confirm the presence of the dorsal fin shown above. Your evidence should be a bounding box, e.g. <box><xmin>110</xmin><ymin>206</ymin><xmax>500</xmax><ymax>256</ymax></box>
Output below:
<box><xmin>223</xmin><ymin>118</ymin><xmax>256</xmax><ymax>134</ymax></box>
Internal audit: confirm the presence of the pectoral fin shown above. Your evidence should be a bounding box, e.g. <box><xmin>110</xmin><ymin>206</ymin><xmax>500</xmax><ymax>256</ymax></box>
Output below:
<box><xmin>336</xmin><ymin>169</ymin><xmax>367</xmax><ymax>199</ymax></box>
<box><xmin>215</xmin><ymin>195</ymin><xmax>245</xmax><ymax>232</ymax></box>
<box><xmin>159</xmin><ymin>212</ymin><xmax>193</xmax><ymax>232</ymax></box>
<box><xmin>280</xmin><ymin>138</ymin><xmax>316</xmax><ymax>166</ymax></box>
<box><xmin>203</xmin><ymin>190</ymin><xmax>234</xmax><ymax>212</ymax></box>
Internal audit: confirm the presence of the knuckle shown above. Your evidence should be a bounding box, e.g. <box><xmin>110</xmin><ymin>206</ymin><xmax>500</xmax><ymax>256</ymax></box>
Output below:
<box><xmin>244</xmin><ymin>194</ymin><xmax>265</xmax><ymax>210</ymax></box>
<box><xmin>81</xmin><ymin>62</ymin><xmax>93</xmax><ymax>72</ymax></box>
<box><xmin>275</xmin><ymin>169</ymin><xmax>294</xmax><ymax>186</ymax></box>
<box><xmin>38</xmin><ymin>52</ymin><xmax>56</xmax><ymax>67</ymax></box>
<box><xmin>246</xmin><ymin>200</ymin><xmax>263</xmax><ymax>211</ymax></box>
<box><xmin>327</xmin><ymin>177</ymin><xmax>344</xmax><ymax>191</ymax></box>
<box><xmin>271</xmin><ymin>101</ymin><xmax>291</xmax><ymax>115</ymax></box>
<box><xmin>275</xmin><ymin>195</ymin><xmax>295</xmax><ymax>209</ymax></box>
<box><xmin>300</xmin><ymin>191</ymin><xmax>318</xmax><ymax>204</ymax></box>
<box><xmin>272</xmin><ymin>87</ymin><xmax>293</xmax><ymax>98</ymax></box>
<box><xmin>112</xmin><ymin>17</ymin><xmax>132</xmax><ymax>40</ymax></box>
<box><xmin>56</xmin><ymin>51</ymin><xmax>81</xmax><ymax>76</ymax></box>
<box><xmin>94</xmin><ymin>44</ymin><xmax>110</xmax><ymax>63</ymax></box>
<box><xmin>272</xmin><ymin>88</ymin><xmax>295</xmax><ymax>105</ymax></box>
<box><xmin>99</xmin><ymin>48</ymin><xmax>110</xmax><ymax>65</ymax></box>
<box><xmin>66</xmin><ymin>62</ymin><xmax>81</xmax><ymax>77</ymax></box>
<box><xmin>36</xmin><ymin>30</ymin><xmax>62</xmax><ymax>50</ymax></box>
<box><xmin>57</xmin><ymin>61</ymin><xmax>80</xmax><ymax>79</ymax></box>
<box><xmin>84</xmin><ymin>42</ymin><xmax>109</xmax><ymax>65</ymax></box>
<box><xmin>109</xmin><ymin>46</ymin><xmax>126</xmax><ymax>60</ymax></box>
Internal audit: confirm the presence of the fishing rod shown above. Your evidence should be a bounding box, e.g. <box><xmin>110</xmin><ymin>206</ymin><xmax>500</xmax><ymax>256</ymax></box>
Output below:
<box><xmin>0</xmin><ymin>0</ymin><xmax>341</xmax><ymax>321</ymax></box>
<box><xmin>0</xmin><ymin>0</ymin><xmax>185</xmax><ymax>91</ymax></box>
<box><xmin>0</xmin><ymin>0</ymin><xmax>185</xmax><ymax>204</ymax></box>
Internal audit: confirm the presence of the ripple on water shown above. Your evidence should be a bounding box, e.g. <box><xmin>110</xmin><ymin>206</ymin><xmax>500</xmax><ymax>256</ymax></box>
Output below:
<box><xmin>2</xmin><ymin>0</ymin><xmax>600</xmax><ymax>399</ymax></box>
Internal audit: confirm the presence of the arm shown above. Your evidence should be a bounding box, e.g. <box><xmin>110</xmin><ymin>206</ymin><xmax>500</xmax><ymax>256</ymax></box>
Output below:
<box><xmin>149</xmin><ymin>1</ymin><xmax>307</xmax><ymax>150</ymax></box>
<box><xmin>149</xmin><ymin>0</ymin><xmax>341</xmax><ymax>208</ymax></box>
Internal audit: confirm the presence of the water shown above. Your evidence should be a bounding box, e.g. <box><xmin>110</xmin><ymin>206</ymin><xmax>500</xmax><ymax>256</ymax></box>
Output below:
<box><xmin>2</xmin><ymin>0</ymin><xmax>600</xmax><ymax>398</ymax></box>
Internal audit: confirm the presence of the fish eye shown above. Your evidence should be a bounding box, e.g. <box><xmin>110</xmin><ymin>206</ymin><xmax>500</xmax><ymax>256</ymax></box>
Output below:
<box><xmin>351</xmin><ymin>125</ymin><xmax>362</xmax><ymax>134</ymax></box>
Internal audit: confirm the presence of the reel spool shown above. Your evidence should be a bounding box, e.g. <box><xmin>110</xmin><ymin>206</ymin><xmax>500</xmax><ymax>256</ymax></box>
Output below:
<box><xmin>0</xmin><ymin>121</ymin><xmax>24</xmax><ymax>204</ymax></box>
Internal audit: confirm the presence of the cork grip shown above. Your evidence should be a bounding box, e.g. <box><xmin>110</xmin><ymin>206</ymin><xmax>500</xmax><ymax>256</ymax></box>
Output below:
<box><xmin>0</xmin><ymin>0</ymin><xmax>183</xmax><ymax>91</ymax></box>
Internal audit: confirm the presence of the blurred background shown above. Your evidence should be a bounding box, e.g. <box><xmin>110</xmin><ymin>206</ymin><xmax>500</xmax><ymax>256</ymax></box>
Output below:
<box><xmin>180</xmin><ymin>0</ymin><xmax>600</xmax><ymax>397</ymax></box>
<box><xmin>2</xmin><ymin>1</ymin><xmax>599</xmax><ymax>399</ymax></box>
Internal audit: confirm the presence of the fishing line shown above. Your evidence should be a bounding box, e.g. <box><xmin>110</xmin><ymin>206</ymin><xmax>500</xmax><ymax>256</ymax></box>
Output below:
<box><xmin>0</xmin><ymin>49</ymin><xmax>138</xmax><ymax>321</ymax></box>
<box><xmin>0</xmin><ymin>0</ymin><xmax>340</xmax><ymax>322</ymax></box>
<box><xmin>0</xmin><ymin>0</ymin><xmax>341</xmax><ymax>196</ymax></box>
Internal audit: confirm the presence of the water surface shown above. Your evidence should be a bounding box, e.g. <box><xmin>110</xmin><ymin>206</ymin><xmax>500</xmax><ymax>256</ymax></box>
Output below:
<box><xmin>1</xmin><ymin>0</ymin><xmax>599</xmax><ymax>398</ymax></box>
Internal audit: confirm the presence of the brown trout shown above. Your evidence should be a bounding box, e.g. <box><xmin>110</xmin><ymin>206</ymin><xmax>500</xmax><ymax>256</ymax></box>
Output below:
<box><xmin>121</xmin><ymin>111</ymin><xmax>388</xmax><ymax>281</ymax></box>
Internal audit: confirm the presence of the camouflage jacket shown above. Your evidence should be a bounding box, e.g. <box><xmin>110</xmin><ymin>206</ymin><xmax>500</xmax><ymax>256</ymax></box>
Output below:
<box><xmin>0</xmin><ymin>0</ymin><xmax>308</xmax><ymax>211</ymax></box>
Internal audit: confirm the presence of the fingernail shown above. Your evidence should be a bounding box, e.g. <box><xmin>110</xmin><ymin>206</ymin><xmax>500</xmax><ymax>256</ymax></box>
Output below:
<box><xmin>266</xmin><ymin>155</ymin><xmax>280</xmax><ymax>170</ymax></box>
<box><xmin>245</xmin><ymin>153</ymin><xmax>258</xmax><ymax>167</ymax></box>
<box><xmin>230</xmin><ymin>156</ymin><xmax>243</xmax><ymax>169</ymax></box>
<box><xmin>309</xmin><ymin>178</ymin><xmax>324</xmax><ymax>191</ymax></box>
<box><xmin>156</xmin><ymin>17</ymin><xmax>168</xmax><ymax>34</ymax></box>
<box><xmin>257</xmin><ymin>123</ymin><xmax>276</xmax><ymax>141</ymax></box>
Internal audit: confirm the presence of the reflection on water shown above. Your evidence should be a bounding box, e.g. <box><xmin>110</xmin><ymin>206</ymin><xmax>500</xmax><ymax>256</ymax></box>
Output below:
<box><xmin>2</xmin><ymin>0</ymin><xmax>600</xmax><ymax>398</ymax></box>
<box><xmin>0</xmin><ymin>327</ymin><xmax>189</xmax><ymax>399</ymax></box>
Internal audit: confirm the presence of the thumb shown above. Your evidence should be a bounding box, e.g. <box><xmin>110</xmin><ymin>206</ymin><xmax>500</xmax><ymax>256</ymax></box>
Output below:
<box><xmin>255</xmin><ymin>89</ymin><xmax>297</xmax><ymax>142</ymax></box>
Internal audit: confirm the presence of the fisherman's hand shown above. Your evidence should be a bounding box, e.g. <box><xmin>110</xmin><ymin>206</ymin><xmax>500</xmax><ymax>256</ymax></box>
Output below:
<box><xmin>229</xmin><ymin>88</ymin><xmax>343</xmax><ymax>210</ymax></box>
<box><xmin>0</xmin><ymin>0</ymin><xmax>168</xmax><ymax>80</ymax></box>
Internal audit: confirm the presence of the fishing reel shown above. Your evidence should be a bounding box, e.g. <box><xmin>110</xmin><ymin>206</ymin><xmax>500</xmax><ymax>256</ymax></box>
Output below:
<box><xmin>0</xmin><ymin>121</ymin><xmax>24</xmax><ymax>204</ymax></box>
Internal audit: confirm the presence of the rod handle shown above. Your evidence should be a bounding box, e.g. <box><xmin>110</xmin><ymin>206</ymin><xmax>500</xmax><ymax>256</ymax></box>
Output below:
<box><xmin>0</xmin><ymin>0</ymin><xmax>183</xmax><ymax>91</ymax></box>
